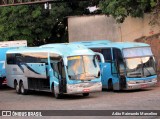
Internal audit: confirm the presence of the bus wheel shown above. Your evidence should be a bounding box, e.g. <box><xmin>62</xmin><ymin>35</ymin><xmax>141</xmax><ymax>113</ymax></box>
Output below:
<box><xmin>20</xmin><ymin>82</ymin><xmax>27</xmax><ymax>95</ymax></box>
<box><xmin>0</xmin><ymin>79</ymin><xmax>2</xmax><ymax>88</ymax></box>
<box><xmin>54</xmin><ymin>93</ymin><xmax>62</xmax><ymax>99</ymax></box>
<box><xmin>14</xmin><ymin>82</ymin><xmax>21</xmax><ymax>94</ymax></box>
<box><xmin>52</xmin><ymin>84</ymin><xmax>61</xmax><ymax>99</ymax></box>
<box><xmin>83</xmin><ymin>93</ymin><xmax>89</xmax><ymax>97</ymax></box>
<box><xmin>108</xmin><ymin>80</ymin><xmax>113</xmax><ymax>91</ymax></box>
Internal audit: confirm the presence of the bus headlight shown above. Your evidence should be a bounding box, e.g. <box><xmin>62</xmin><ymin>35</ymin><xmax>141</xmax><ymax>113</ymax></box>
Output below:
<box><xmin>127</xmin><ymin>81</ymin><xmax>136</xmax><ymax>84</ymax></box>
<box><xmin>152</xmin><ymin>78</ymin><xmax>157</xmax><ymax>82</ymax></box>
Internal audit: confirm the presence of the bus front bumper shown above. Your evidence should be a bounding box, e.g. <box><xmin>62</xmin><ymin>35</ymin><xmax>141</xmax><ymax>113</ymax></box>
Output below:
<box><xmin>66</xmin><ymin>82</ymin><xmax>102</xmax><ymax>94</ymax></box>
<box><xmin>126</xmin><ymin>79</ymin><xmax>157</xmax><ymax>90</ymax></box>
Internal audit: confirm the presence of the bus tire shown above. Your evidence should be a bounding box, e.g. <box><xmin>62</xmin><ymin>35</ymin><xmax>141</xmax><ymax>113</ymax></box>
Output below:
<box><xmin>108</xmin><ymin>79</ymin><xmax>113</xmax><ymax>91</ymax></box>
<box><xmin>120</xmin><ymin>76</ymin><xmax>126</xmax><ymax>90</ymax></box>
<box><xmin>52</xmin><ymin>84</ymin><xmax>61</xmax><ymax>99</ymax></box>
<box><xmin>0</xmin><ymin>79</ymin><xmax>2</xmax><ymax>88</ymax></box>
<box><xmin>20</xmin><ymin>81</ymin><xmax>27</xmax><ymax>95</ymax></box>
<box><xmin>83</xmin><ymin>93</ymin><xmax>89</xmax><ymax>97</ymax></box>
<box><xmin>15</xmin><ymin>81</ymin><xmax>20</xmax><ymax>94</ymax></box>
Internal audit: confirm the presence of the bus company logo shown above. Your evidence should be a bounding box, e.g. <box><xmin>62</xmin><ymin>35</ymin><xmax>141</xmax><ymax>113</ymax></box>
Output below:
<box><xmin>2</xmin><ymin>111</ymin><xmax>12</xmax><ymax>116</ymax></box>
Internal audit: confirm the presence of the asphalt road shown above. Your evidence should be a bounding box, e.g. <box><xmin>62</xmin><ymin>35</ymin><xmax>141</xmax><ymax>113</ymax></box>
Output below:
<box><xmin>0</xmin><ymin>83</ymin><xmax>160</xmax><ymax>119</ymax></box>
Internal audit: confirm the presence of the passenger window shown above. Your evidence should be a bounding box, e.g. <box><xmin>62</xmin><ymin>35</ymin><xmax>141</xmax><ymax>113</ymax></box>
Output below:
<box><xmin>15</xmin><ymin>54</ymin><xmax>23</xmax><ymax>63</ymax></box>
<box><xmin>50</xmin><ymin>55</ymin><xmax>65</xmax><ymax>79</ymax></box>
<box><xmin>91</xmin><ymin>48</ymin><xmax>112</xmax><ymax>62</ymax></box>
<box><xmin>7</xmin><ymin>54</ymin><xmax>16</xmax><ymax>64</ymax></box>
<box><xmin>102</xmin><ymin>49</ymin><xmax>112</xmax><ymax>62</ymax></box>
<box><xmin>113</xmin><ymin>48</ymin><xmax>123</xmax><ymax>63</ymax></box>
<box><xmin>113</xmin><ymin>48</ymin><xmax>124</xmax><ymax>74</ymax></box>
<box><xmin>21</xmin><ymin>53</ymin><xmax>48</xmax><ymax>63</ymax></box>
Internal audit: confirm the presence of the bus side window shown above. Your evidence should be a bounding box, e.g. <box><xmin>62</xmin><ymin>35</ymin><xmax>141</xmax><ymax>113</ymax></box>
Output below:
<box><xmin>113</xmin><ymin>48</ymin><xmax>124</xmax><ymax>74</ymax></box>
<box><xmin>92</xmin><ymin>48</ymin><xmax>112</xmax><ymax>62</ymax></box>
<box><xmin>102</xmin><ymin>49</ymin><xmax>112</xmax><ymax>62</ymax></box>
<box><xmin>7</xmin><ymin>54</ymin><xmax>16</xmax><ymax>64</ymax></box>
<box><xmin>15</xmin><ymin>54</ymin><xmax>23</xmax><ymax>63</ymax></box>
<box><xmin>113</xmin><ymin>48</ymin><xmax>123</xmax><ymax>63</ymax></box>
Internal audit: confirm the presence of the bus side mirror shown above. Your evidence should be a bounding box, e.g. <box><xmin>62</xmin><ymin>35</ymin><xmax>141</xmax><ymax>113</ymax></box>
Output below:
<box><xmin>95</xmin><ymin>52</ymin><xmax>105</xmax><ymax>63</ymax></box>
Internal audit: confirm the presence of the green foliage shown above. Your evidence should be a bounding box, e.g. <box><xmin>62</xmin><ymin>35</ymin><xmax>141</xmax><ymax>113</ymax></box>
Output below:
<box><xmin>0</xmin><ymin>1</ymin><xmax>158</xmax><ymax>45</ymax></box>
<box><xmin>0</xmin><ymin>1</ymin><xmax>100</xmax><ymax>45</ymax></box>
<box><xmin>0</xmin><ymin>3</ymin><xmax>72</xmax><ymax>46</ymax></box>
<box><xmin>99</xmin><ymin>0</ymin><xmax>157</xmax><ymax>23</ymax></box>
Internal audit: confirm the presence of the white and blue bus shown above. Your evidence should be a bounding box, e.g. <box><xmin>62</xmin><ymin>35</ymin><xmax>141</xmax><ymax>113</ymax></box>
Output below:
<box><xmin>72</xmin><ymin>40</ymin><xmax>157</xmax><ymax>90</ymax></box>
<box><xmin>0</xmin><ymin>40</ymin><xmax>27</xmax><ymax>87</ymax></box>
<box><xmin>6</xmin><ymin>43</ymin><xmax>104</xmax><ymax>98</ymax></box>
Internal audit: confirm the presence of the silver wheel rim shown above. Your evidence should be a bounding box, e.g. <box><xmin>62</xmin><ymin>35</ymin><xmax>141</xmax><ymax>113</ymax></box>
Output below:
<box><xmin>16</xmin><ymin>84</ymin><xmax>19</xmax><ymax>92</ymax></box>
<box><xmin>21</xmin><ymin>84</ymin><xmax>24</xmax><ymax>93</ymax></box>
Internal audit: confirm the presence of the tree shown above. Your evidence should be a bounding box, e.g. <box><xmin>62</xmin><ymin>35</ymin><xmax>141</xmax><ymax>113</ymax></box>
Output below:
<box><xmin>99</xmin><ymin>0</ymin><xmax>158</xmax><ymax>23</ymax></box>
<box><xmin>0</xmin><ymin>1</ymin><xmax>101</xmax><ymax>46</ymax></box>
<box><xmin>150</xmin><ymin>0</ymin><xmax>160</xmax><ymax>26</ymax></box>
<box><xmin>47</xmin><ymin>1</ymin><xmax>93</xmax><ymax>44</ymax></box>
<box><xmin>0</xmin><ymin>3</ymin><xmax>72</xmax><ymax>46</ymax></box>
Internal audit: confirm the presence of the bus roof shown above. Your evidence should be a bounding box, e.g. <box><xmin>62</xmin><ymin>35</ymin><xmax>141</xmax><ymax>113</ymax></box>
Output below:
<box><xmin>40</xmin><ymin>43</ymin><xmax>95</xmax><ymax>56</ymax></box>
<box><xmin>72</xmin><ymin>40</ymin><xmax>150</xmax><ymax>49</ymax></box>
<box><xmin>0</xmin><ymin>40</ymin><xmax>27</xmax><ymax>48</ymax></box>
<box><xmin>7</xmin><ymin>43</ymin><xmax>95</xmax><ymax>57</ymax></box>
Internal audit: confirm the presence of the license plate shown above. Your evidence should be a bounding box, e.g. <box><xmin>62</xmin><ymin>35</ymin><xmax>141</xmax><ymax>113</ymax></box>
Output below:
<box><xmin>83</xmin><ymin>89</ymin><xmax>90</xmax><ymax>92</ymax></box>
<box><xmin>141</xmin><ymin>84</ymin><xmax>148</xmax><ymax>88</ymax></box>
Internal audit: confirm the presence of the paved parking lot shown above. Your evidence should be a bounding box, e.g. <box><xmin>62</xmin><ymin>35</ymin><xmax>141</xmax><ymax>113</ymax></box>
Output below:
<box><xmin>0</xmin><ymin>83</ymin><xmax>160</xmax><ymax>119</ymax></box>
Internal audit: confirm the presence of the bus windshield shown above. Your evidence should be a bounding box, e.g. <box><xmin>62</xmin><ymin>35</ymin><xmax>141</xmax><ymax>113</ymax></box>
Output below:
<box><xmin>123</xmin><ymin>47</ymin><xmax>156</xmax><ymax>78</ymax></box>
<box><xmin>125</xmin><ymin>56</ymin><xmax>156</xmax><ymax>77</ymax></box>
<box><xmin>67</xmin><ymin>55</ymin><xmax>100</xmax><ymax>80</ymax></box>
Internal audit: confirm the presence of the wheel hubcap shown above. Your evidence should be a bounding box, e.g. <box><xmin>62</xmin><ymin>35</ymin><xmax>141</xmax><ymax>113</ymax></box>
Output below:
<box><xmin>21</xmin><ymin>85</ymin><xmax>24</xmax><ymax>93</ymax></box>
<box><xmin>16</xmin><ymin>84</ymin><xmax>19</xmax><ymax>92</ymax></box>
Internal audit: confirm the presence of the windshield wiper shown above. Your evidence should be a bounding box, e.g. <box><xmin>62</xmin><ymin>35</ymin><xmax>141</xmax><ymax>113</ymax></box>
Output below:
<box><xmin>68</xmin><ymin>72</ymin><xmax>85</xmax><ymax>79</ymax></box>
<box><xmin>142</xmin><ymin>63</ymin><xmax>153</xmax><ymax>77</ymax></box>
<box><xmin>127</xmin><ymin>71</ymin><xmax>142</xmax><ymax>78</ymax></box>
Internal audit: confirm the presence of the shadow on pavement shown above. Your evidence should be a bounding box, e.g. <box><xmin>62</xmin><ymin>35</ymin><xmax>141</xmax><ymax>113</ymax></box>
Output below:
<box><xmin>102</xmin><ymin>87</ymin><xmax>155</xmax><ymax>93</ymax></box>
<box><xmin>0</xmin><ymin>85</ymin><xmax>13</xmax><ymax>91</ymax></box>
<box><xmin>25</xmin><ymin>90</ymin><xmax>97</xmax><ymax>100</ymax></box>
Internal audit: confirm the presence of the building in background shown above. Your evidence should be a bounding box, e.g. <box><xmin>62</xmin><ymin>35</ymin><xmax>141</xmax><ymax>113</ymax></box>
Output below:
<box><xmin>68</xmin><ymin>14</ymin><xmax>160</xmax><ymax>79</ymax></box>
<box><xmin>68</xmin><ymin>14</ymin><xmax>159</xmax><ymax>42</ymax></box>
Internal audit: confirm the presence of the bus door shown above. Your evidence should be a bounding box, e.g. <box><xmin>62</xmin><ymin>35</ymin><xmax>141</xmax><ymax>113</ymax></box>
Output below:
<box><xmin>91</xmin><ymin>48</ymin><xmax>110</xmax><ymax>88</ymax></box>
<box><xmin>100</xmin><ymin>49</ymin><xmax>112</xmax><ymax>88</ymax></box>
<box><xmin>49</xmin><ymin>54</ymin><xmax>66</xmax><ymax>94</ymax></box>
<box><xmin>112</xmin><ymin>48</ymin><xmax>126</xmax><ymax>90</ymax></box>
<box><xmin>57</xmin><ymin>60</ymin><xmax>66</xmax><ymax>93</ymax></box>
